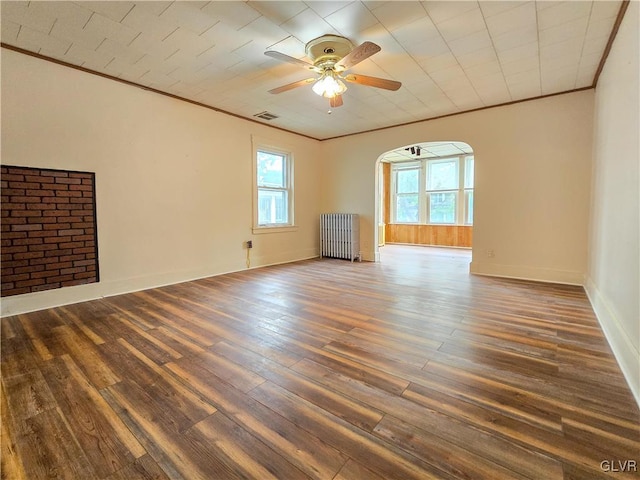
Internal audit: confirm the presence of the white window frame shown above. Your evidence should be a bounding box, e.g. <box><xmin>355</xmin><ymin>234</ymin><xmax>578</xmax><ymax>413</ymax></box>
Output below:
<box><xmin>252</xmin><ymin>137</ymin><xmax>296</xmax><ymax>234</ymax></box>
<box><xmin>391</xmin><ymin>155</ymin><xmax>474</xmax><ymax>226</ymax></box>
<box><xmin>391</xmin><ymin>162</ymin><xmax>422</xmax><ymax>224</ymax></box>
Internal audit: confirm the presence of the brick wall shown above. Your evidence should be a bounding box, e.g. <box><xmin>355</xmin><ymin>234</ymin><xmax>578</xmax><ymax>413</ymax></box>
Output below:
<box><xmin>1</xmin><ymin>165</ymin><xmax>99</xmax><ymax>297</ymax></box>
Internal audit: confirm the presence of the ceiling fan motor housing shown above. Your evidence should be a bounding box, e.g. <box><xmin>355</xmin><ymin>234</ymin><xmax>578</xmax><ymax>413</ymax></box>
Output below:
<box><xmin>305</xmin><ymin>35</ymin><xmax>353</xmax><ymax>68</ymax></box>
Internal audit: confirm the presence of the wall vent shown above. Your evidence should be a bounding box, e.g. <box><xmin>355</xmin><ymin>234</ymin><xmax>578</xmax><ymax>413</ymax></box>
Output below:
<box><xmin>253</xmin><ymin>111</ymin><xmax>279</xmax><ymax>120</ymax></box>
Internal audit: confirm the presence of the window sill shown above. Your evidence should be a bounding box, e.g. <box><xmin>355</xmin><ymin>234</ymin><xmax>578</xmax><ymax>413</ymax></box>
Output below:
<box><xmin>252</xmin><ymin>225</ymin><xmax>299</xmax><ymax>235</ymax></box>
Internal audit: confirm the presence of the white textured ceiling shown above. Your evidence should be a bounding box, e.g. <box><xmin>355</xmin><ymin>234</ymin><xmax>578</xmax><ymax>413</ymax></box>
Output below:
<box><xmin>1</xmin><ymin>1</ymin><xmax>623</xmax><ymax>140</ymax></box>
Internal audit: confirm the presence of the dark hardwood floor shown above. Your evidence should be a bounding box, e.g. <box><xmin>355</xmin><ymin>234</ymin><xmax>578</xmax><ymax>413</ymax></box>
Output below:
<box><xmin>2</xmin><ymin>245</ymin><xmax>638</xmax><ymax>479</ymax></box>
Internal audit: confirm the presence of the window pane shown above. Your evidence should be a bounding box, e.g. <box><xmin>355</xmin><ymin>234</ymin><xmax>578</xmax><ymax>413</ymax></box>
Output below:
<box><xmin>427</xmin><ymin>160</ymin><xmax>458</xmax><ymax>190</ymax></box>
<box><xmin>258</xmin><ymin>189</ymin><xmax>288</xmax><ymax>224</ymax></box>
<box><xmin>465</xmin><ymin>190</ymin><xmax>474</xmax><ymax>225</ymax></box>
<box><xmin>257</xmin><ymin>151</ymin><xmax>285</xmax><ymax>188</ymax></box>
<box><xmin>428</xmin><ymin>192</ymin><xmax>456</xmax><ymax>223</ymax></box>
<box><xmin>397</xmin><ymin>169</ymin><xmax>419</xmax><ymax>193</ymax></box>
<box><xmin>396</xmin><ymin>194</ymin><xmax>419</xmax><ymax>223</ymax></box>
<box><xmin>465</xmin><ymin>156</ymin><xmax>474</xmax><ymax>189</ymax></box>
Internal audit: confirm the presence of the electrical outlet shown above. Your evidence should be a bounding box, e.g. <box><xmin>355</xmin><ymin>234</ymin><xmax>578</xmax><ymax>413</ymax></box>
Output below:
<box><xmin>246</xmin><ymin>240</ymin><xmax>253</xmax><ymax>249</ymax></box>
<box><xmin>487</xmin><ymin>249</ymin><xmax>495</xmax><ymax>258</ymax></box>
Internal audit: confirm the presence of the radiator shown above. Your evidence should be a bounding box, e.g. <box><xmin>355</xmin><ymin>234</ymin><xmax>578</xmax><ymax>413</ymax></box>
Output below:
<box><xmin>320</xmin><ymin>213</ymin><xmax>361</xmax><ymax>262</ymax></box>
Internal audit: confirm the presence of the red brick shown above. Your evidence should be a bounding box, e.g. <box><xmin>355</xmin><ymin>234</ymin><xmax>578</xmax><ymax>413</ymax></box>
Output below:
<box><xmin>55</xmin><ymin>177</ymin><xmax>82</xmax><ymax>185</ymax></box>
<box><xmin>2</xmin><ymin>245</ymin><xmax>28</xmax><ymax>254</ymax></box>
<box><xmin>31</xmin><ymin>270</ymin><xmax>56</xmax><ymax>279</ymax></box>
<box><xmin>28</xmin><ymin>231</ymin><xmax>60</xmax><ymax>238</ymax></box>
<box><xmin>2</xmin><ymin>232</ymin><xmax>27</xmax><ymax>239</ymax></box>
<box><xmin>45</xmin><ymin>249</ymin><xmax>72</xmax><ymax>257</ymax></box>
<box><xmin>72</xmin><ymin>235</ymin><xmax>94</xmax><ymax>241</ymax></box>
<box><xmin>1</xmin><ymin>260</ymin><xmax>28</xmax><ymax>268</ymax></box>
<box><xmin>4</xmin><ymin>189</ymin><xmax>26</xmax><ymax>196</ymax></box>
<box><xmin>43</xmin><ymin>210</ymin><xmax>72</xmax><ymax>217</ymax></box>
<box><xmin>3</xmin><ymin>217</ymin><xmax>27</xmax><ymax>225</ymax></box>
<box><xmin>71</xmin><ymin>222</ymin><xmax>94</xmax><ymax>229</ymax></box>
<box><xmin>1</xmin><ymin>174</ymin><xmax>25</xmax><ymax>181</ymax></box>
<box><xmin>73</xmin><ymin>259</ymin><xmax>95</xmax><ymax>267</ymax></box>
<box><xmin>61</xmin><ymin>266</ymin><xmax>86</xmax><ymax>275</ymax></box>
<box><xmin>15</xmin><ymin>265</ymin><xmax>45</xmax><ymax>274</ymax></box>
<box><xmin>31</xmin><ymin>284</ymin><xmax>59</xmax><ymax>292</ymax></box>
<box><xmin>74</xmin><ymin>273</ymin><xmax>96</xmax><ymax>280</ymax></box>
<box><xmin>25</xmin><ymin>175</ymin><xmax>55</xmax><ymax>183</ymax></box>
<box><xmin>13</xmin><ymin>251</ymin><xmax>44</xmax><ymax>260</ymax></box>
<box><xmin>30</xmin><ymin>257</ymin><xmax>60</xmax><ymax>266</ymax></box>
<box><xmin>12</xmin><ymin>224</ymin><xmax>42</xmax><ymax>231</ymax></box>
<box><xmin>59</xmin><ymin>242</ymin><xmax>84</xmax><ymax>249</ymax></box>
<box><xmin>69</xmin><ymin>184</ymin><xmax>93</xmax><ymax>191</ymax></box>
<box><xmin>2</xmin><ymin>203</ymin><xmax>26</xmax><ymax>209</ymax></box>
<box><xmin>59</xmin><ymin>229</ymin><xmax>84</xmax><ymax>236</ymax></box>
<box><xmin>1</xmin><ymin>282</ymin><xmax>15</xmax><ymax>290</ymax></box>
<box><xmin>27</xmin><ymin>217</ymin><xmax>58</xmax><ymax>224</ymax></box>
<box><xmin>12</xmin><ymin>238</ymin><xmax>43</xmax><ymax>246</ymax></box>
<box><xmin>3</xmin><ymin>273</ymin><xmax>30</xmax><ymax>282</ymax></box>
<box><xmin>9</xmin><ymin>196</ymin><xmax>41</xmax><ymax>203</ymax></box>
<box><xmin>10</xmin><ymin>182</ymin><xmax>41</xmax><ymax>189</ymax></box>
<box><xmin>71</xmin><ymin>209</ymin><xmax>92</xmax><ymax>216</ymax></box>
<box><xmin>59</xmin><ymin>217</ymin><xmax>83</xmax><ymax>223</ymax></box>
<box><xmin>29</xmin><ymin>244</ymin><xmax>59</xmax><ymax>252</ymax></box>
<box><xmin>70</xmin><ymin>197</ymin><xmax>92</xmax><ymax>204</ymax></box>
<box><xmin>11</xmin><ymin>210</ymin><xmax>42</xmax><ymax>217</ymax></box>
<box><xmin>40</xmin><ymin>171</ymin><xmax>68</xmax><ymax>178</ymax></box>
<box><xmin>71</xmin><ymin>173</ymin><xmax>93</xmax><ymax>179</ymax></box>
<box><xmin>43</xmin><ymin>223</ymin><xmax>70</xmax><ymax>230</ymax></box>
<box><xmin>27</xmin><ymin>203</ymin><xmax>56</xmax><ymax>210</ymax></box>
<box><xmin>55</xmin><ymin>190</ymin><xmax>82</xmax><ymax>198</ymax></box>
<box><xmin>73</xmin><ymin>247</ymin><xmax>95</xmax><ymax>254</ymax></box>
<box><xmin>59</xmin><ymin>254</ymin><xmax>85</xmax><ymax>262</ymax></box>
<box><xmin>1</xmin><ymin>287</ymin><xmax>29</xmax><ymax>296</ymax></box>
<box><xmin>48</xmin><ymin>274</ymin><xmax>73</xmax><ymax>283</ymax></box>
<box><xmin>7</xmin><ymin>167</ymin><xmax>32</xmax><ymax>175</ymax></box>
<box><xmin>44</xmin><ymin>236</ymin><xmax>71</xmax><ymax>244</ymax></box>
<box><xmin>1</xmin><ymin>268</ymin><xmax>14</xmax><ymax>276</ymax></box>
<box><xmin>16</xmin><ymin>278</ymin><xmax>45</xmax><ymax>288</ymax></box>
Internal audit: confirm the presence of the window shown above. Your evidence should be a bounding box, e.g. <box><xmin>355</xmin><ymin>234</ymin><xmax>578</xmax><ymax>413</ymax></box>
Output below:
<box><xmin>253</xmin><ymin>141</ymin><xmax>294</xmax><ymax>232</ymax></box>
<box><xmin>394</xmin><ymin>166</ymin><xmax>420</xmax><ymax>223</ymax></box>
<box><xmin>391</xmin><ymin>155</ymin><xmax>474</xmax><ymax>225</ymax></box>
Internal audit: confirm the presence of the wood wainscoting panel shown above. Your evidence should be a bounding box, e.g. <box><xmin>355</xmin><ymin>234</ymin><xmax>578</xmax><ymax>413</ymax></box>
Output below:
<box><xmin>386</xmin><ymin>224</ymin><xmax>473</xmax><ymax>247</ymax></box>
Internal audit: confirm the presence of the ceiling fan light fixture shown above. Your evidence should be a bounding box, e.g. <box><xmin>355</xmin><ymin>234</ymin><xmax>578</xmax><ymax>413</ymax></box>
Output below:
<box><xmin>312</xmin><ymin>71</ymin><xmax>347</xmax><ymax>98</ymax></box>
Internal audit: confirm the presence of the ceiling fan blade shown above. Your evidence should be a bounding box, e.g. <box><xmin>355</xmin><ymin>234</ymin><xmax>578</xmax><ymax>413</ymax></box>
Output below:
<box><xmin>264</xmin><ymin>50</ymin><xmax>315</xmax><ymax>70</ymax></box>
<box><xmin>344</xmin><ymin>73</ymin><xmax>401</xmax><ymax>91</ymax></box>
<box><xmin>329</xmin><ymin>95</ymin><xmax>343</xmax><ymax>108</ymax></box>
<box><xmin>268</xmin><ymin>78</ymin><xmax>316</xmax><ymax>94</ymax></box>
<box><xmin>336</xmin><ymin>41</ymin><xmax>381</xmax><ymax>70</ymax></box>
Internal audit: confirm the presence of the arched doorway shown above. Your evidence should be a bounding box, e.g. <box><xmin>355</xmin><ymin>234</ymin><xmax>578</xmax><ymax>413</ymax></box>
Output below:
<box><xmin>374</xmin><ymin>141</ymin><xmax>474</xmax><ymax>261</ymax></box>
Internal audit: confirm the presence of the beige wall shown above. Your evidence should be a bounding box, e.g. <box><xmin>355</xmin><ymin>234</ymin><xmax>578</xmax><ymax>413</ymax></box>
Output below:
<box><xmin>321</xmin><ymin>90</ymin><xmax>594</xmax><ymax>285</ymax></box>
<box><xmin>1</xmin><ymin>49</ymin><xmax>322</xmax><ymax>316</ymax></box>
<box><xmin>587</xmin><ymin>1</ymin><xmax>639</xmax><ymax>405</ymax></box>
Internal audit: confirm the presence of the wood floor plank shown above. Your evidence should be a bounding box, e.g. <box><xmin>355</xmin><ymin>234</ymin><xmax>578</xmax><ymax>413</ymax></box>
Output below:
<box><xmin>164</xmin><ymin>359</ymin><xmax>348</xmax><ymax>480</ymax></box>
<box><xmin>210</xmin><ymin>340</ymin><xmax>385</xmax><ymax>432</ymax></box>
<box><xmin>249</xmin><ymin>380</ymin><xmax>455</xmax><ymax>480</ymax></box>
<box><xmin>102</xmin><ymin>454</ymin><xmax>171</xmax><ymax>480</ymax></box>
<box><xmin>2</xmin><ymin>245</ymin><xmax>637</xmax><ymax>480</ymax></box>
<box><xmin>39</xmin><ymin>356</ymin><xmax>143</xmax><ymax>477</ymax></box>
<box><xmin>189</xmin><ymin>411</ymin><xmax>312</xmax><ymax>480</ymax></box>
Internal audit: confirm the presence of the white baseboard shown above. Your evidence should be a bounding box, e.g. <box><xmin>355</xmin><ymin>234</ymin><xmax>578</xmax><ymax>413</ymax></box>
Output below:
<box><xmin>470</xmin><ymin>261</ymin><xmax>584</xmax><ymax>285</ymax></box>
<box><xmin>584</xmin><ymin>277</ymin><xmax>640</xmax><ymax>408</ymax></box>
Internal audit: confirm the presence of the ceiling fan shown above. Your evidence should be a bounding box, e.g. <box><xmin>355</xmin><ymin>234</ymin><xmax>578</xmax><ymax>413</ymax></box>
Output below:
<box><xmin>265</xmin><ymin>35</ymin><xmax>401</xmax><ymax>108</ymax></box>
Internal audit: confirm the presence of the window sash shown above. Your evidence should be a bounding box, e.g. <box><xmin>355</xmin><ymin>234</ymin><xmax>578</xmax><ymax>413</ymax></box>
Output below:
<box><xmin>254</xmin><ymin>143</ymin><xmax>293</xmax><ymax>230</ymax></box>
